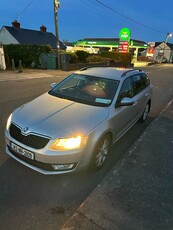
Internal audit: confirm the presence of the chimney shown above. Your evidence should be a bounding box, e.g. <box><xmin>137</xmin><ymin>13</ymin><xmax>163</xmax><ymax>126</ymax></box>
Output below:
<box><xmin>12</xmin><ymin>20</ymin><xmax>20</xmax><ymax>29</ymax></box>
<box><xmin>40</xmin><ymin>25</ymin><xmax>47</xmax><ymax>32</ymax></box>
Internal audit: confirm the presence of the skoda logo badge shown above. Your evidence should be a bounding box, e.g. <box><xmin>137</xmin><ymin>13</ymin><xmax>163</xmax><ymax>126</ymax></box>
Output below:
<box><xmin>23</xmin><ymin>127</ymin><xmax>29</xmax><ymax>133</ymax></box>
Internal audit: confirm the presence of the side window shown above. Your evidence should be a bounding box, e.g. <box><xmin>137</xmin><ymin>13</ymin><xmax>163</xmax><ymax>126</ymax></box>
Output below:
<box><xmin>131</xmin><ymin>74</ymin><xmax>145</xmax><ymax>95</ymax></box>
<box><xmin>142</xmin><ymin>74</ymin><xmax>150</xmax><ymax>87</ymax></box>
<box><xmin>118</xmin><ymin>77</ymin><xmax>134</xmax><ymax>102</ymax></box>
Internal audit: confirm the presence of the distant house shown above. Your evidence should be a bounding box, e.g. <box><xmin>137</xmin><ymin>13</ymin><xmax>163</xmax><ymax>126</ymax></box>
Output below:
<box><xmin>63</xmin><ymin>41</ymin><xmax>74</xmax><ymax>52</ymax></box>
<box><xmin>0</xmin><ymin>20</ymin><xmax>66</xmax><ymax>50</ymax></box>
<box><xmin>153</xmin><ymin>42</ymin><xmax>173</xmax><ymax>62</ymax></box>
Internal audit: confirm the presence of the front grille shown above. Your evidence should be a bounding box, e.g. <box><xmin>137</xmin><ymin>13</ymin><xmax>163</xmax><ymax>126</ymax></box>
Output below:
<box><xmin>9</xmin><ymin>123</ymin><xmax>50</xmax><ymax>149</ymax></box>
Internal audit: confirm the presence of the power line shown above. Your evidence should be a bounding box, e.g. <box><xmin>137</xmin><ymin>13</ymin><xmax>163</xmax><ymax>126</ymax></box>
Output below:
<box><xmin>95</xmin><ymin>0</ymin><xmax>167</xmax><ymax>34</ymax></box>
<box><xmin>16</xmin><ymin>0</ymin><xmax>35</xmax><ymax>21</ymax></box>
<box><xmin>80</xmin><ymin>0</ymin><xmax>144</xmax><ymax>35</ymax></box>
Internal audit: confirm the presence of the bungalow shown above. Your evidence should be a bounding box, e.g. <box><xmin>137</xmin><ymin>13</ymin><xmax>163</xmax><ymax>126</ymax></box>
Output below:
<box><xmin>0</xmin><ymin>20</ymin><xmax>66</xmax><ymax>50</ymax></box>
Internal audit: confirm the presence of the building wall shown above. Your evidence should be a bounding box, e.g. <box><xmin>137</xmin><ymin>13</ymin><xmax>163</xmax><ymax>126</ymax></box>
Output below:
<box><xmin>153</xmin><ymin>42</ymin><xmax>171</xmax><ymax>62</ymax></box>
<box><xmin>66</xmin><ymin>46</ymin><xmax>99</xmax><ymax>54</ymax></box>
<box><xmin>0</xmin><ymin>46</ymin><xmax>6</xmax><ymax>70</ymax></box>
<box><xmin>0</xmin><ymin>27</ymin><xmax>19</xmax><ymax>45</ymax></box>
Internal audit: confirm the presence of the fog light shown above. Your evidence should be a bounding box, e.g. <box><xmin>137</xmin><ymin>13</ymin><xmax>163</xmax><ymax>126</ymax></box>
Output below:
<box><xmin>52</xmin><ymin>163</ymin><xmax>75</xmax><ymax>171</ymax></box>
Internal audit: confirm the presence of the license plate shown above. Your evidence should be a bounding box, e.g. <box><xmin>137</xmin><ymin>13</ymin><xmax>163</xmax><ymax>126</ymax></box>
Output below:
<box><xmin>11</xmin><ymin>142</ymin><xmax>34</xmax><ymax>160</ymax></box>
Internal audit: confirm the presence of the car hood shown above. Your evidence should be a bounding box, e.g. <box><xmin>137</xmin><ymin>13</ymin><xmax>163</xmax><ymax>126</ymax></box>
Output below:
<box><xmin>12</xmin><ymin>93</ymin><xmax>109</xmax><ymax>138</ymax></box>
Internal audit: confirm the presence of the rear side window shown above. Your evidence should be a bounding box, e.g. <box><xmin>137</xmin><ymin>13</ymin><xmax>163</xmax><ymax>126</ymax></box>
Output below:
<box><xmin>142</xmin><ymin>74</ymin><xmax>150</xmax><ymax>87</ymax></box>
<box><xmin>131</xmin><ymin>74</ymin><xmax>146</xmax><ymax>95</ymax></box>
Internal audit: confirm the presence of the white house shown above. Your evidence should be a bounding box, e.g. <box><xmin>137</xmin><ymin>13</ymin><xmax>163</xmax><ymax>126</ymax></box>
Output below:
<box><xmin>0</xmin><ymin>20</ymin><xmax>66</xmax><ymax>49</ymax></box>
<box><xmin>0</xmin><ymin>46</ymin><xmax>6</xmax><ymax>70</ymax></box>
<box><xmin>153</xmin><ymin>42</ymin><xmax>173</xmax><ymax>62</ymax></box>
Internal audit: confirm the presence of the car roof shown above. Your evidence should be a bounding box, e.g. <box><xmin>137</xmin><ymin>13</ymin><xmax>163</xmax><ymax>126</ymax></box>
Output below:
<box><xmin>75</xmin><ymin>67</ymin><xmax>144</xmax><ymax>81</ymax></box>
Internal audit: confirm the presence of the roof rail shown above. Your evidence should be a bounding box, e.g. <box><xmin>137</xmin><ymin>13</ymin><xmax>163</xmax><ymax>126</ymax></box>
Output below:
<box><xmin>79</xmin><ymin>65</ymin><xmax>108</xmax><ymax>71</ymax></box>
<box><xmin>79</xmin><ymin>67</ymin><xmax>88</xmax><ymax>71</ymax></box>
<box><xmin>121</xmin><ymin>69</ymin><xmax>142</xmax><ymax>77</ymax></box>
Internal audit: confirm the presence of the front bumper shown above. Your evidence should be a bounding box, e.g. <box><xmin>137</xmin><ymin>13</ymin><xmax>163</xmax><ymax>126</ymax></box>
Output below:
<box><xmin>5</xmin><ymin>131</ymin><xmax>89</xmax><ymax>175</ymax></box>
<box><xmin>6</xmin><ymin>145</ymin><xmax>79</xmax><ymax>175</ymax></box>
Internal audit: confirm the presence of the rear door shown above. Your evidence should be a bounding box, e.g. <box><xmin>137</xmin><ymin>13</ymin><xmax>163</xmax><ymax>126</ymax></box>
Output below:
<box><xmin>110</xmin><ymin>74</ymin><xmax>149</xmax><ymax>140</ymax></box>
<box><xmin>110</xmin><ymin>77</ymin><xmax>136</xmax><ymax>139</ymax></box>
<box><xmin>131</xmin><ymin>74</ymin><xmax>149</xmax><ymax>119</ymax></box>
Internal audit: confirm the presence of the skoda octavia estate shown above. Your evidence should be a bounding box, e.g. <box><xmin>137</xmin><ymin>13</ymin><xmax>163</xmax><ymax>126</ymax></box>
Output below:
<box><xmin>5</xmin><ymin>67</ymin><xmax>152</xmax><ymax>174</ymax></box>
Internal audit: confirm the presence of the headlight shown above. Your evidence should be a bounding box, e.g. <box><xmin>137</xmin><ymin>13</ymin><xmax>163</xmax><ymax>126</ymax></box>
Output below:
<box><xmin>50</xmin><ymin>135</ymin><xmax>88</xmax><ymax>150</ymax></box>
<box><xmin>6</xmin><ymin>113</ymin><xmax>12</xmax><ymax>130</ymax></box>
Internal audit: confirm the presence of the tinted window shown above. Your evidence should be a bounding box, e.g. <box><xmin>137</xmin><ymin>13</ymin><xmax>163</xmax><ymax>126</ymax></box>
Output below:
<box><xmin>131</xmin><ymin>74</ymin><xmax>146</xmax><ymax>95</ymax></box>
<box><xmin>142</xmin><ymin>74</ymin><xmax>150</xmax><ymax>87</ymax></box>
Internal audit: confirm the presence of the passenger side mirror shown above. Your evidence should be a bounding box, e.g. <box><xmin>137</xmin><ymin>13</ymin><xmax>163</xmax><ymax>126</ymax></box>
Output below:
<box><xmin>120</xmin><ymin>97</ymin><xmax>134</xmax><ymax>106</ymax></box>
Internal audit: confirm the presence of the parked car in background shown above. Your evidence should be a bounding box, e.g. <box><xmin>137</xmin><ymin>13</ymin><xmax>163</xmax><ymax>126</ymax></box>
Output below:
<box><xmin>5</xmin><ymin>67</ymin><xmax>152</xmax><ymax>174</ymax></box>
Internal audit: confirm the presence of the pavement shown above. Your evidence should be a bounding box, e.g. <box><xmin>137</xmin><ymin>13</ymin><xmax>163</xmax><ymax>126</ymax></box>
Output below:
<box><xmin>61</xmin><ymin>100</ymin><xmax>173</xmax><ymax>230</ymax></box>
<box><xmin>134</xmin><ymin>61</ymin><xmax>151</xmax><ymax>67</ymax></box>
<box><xmin>0</xmin><ymin>63</ymin><xmax>155</xmax><ymax>81</ymax></box>
<box><xmin>0</xmin><ymin>69</ymin><xmax>73</xmax><ymax>82</ymax></box>
<box><xmin>1</xmin><ymin>68</ymin><xmax>173</xmax><ymax>230</ymax></box>
<box><xmin>0</xmin><ymin>62</ymin><xmax>153</xmax><ymax>81</ymax></box>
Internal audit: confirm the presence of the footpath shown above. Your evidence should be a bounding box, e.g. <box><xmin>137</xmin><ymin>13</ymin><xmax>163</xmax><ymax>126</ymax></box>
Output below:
<box><xmin>61</xmin><ymin>100</ymin><xmax>173</xmax><ymax>230</ymax></box>
<box><xmin>0</xmin><ymin>69</ymin><xmax>73</xmax><ymax>82</ymax></box>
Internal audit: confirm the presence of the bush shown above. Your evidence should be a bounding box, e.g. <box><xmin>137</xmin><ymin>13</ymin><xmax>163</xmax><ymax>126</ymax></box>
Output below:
<box><xmin>75</xmin><ymin>50</ymin><xmax>90</xmax><ymax>62</ymax></box>
<box><xmin>68</xmin><ymin>52</ymin><xmax>78</xmax><ymax>63</ymax></box>
<box><xmin>87</xmin><ymin>55</ymin><xmax>103</xmax><ymax>63</ymax></box>
<box><xmin>4</xmin><ymin>44</ymin><xmax>53</xmax><ymax>68</ymax></box>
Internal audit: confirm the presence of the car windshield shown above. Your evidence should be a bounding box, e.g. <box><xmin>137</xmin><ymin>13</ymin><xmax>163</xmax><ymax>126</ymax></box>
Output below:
<box><xmin>49</xmin><ymin>73</ymin><xmax>119</xmax><ymax>107</ymax></box>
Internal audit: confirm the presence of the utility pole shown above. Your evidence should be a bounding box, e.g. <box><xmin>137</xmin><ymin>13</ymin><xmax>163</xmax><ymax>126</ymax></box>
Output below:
<box><xmin>53</xmin><ymin>0</ymin><xmax>61</xmax><ymax>69</ymax></box>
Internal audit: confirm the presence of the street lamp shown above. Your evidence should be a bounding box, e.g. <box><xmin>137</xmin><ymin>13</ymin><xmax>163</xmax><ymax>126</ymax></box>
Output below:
<box><xmin>162</xmin><ymin>32</ymin><xmax>172</xmax><ymax>61</ymax></box>
<box><xmin>165</xmin><ymin>32</ymin><xmax>172</xmax><ymax>43</ymax></box>
<box><xmin>53</xmin><ymin>0</ymin><xmax>61</xmax><ymax>69</ymax></box>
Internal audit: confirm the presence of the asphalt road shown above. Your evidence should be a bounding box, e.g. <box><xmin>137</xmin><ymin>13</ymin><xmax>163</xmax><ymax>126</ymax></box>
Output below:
<box><xmin>0</xmin><ymin>65</ymin><xmax>173</xmax><ymax>230</ymax></box>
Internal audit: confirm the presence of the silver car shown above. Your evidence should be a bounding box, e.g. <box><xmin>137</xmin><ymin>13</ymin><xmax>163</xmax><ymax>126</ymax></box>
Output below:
<box><xmin>5</xmin><ymin>67</ymin><xmax>152</xmax><ymax>174</ymax></box>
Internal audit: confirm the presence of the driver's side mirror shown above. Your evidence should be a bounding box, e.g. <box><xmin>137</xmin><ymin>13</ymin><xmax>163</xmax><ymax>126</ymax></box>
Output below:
<box><xmin>50</xmin><ymin>83</ymin><xmax>57</xmax><ymax>89</ymax></box>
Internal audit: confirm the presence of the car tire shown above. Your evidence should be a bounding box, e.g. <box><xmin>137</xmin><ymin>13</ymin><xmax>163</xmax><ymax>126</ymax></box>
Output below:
<box><xmin>90</xmin><ymin>134</ymin><xmax>111</xmax><ymax>171</ymax></box>
<box><xmin>139</xmin><ymin>102</ymin><xmax>150</xmax><ymax>122</ymax></box>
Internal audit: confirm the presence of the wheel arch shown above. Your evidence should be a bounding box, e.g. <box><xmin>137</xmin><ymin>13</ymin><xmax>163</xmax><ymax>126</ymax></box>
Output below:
<box><xmin>88</xmin><ymin>130</ymin><xmax>113</xmax><ymax>170</ymax></box>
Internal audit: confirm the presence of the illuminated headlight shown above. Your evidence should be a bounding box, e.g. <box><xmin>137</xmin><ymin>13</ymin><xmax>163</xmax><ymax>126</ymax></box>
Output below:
<box><xmin>50</xmin><ymin>136</ymin><xmax>88</xmax><ymax>150</ymax></box>
<box><xmin>6</xmin><ymin>113</ymin><xmax>12</xmax><ymax>130</ymax></box>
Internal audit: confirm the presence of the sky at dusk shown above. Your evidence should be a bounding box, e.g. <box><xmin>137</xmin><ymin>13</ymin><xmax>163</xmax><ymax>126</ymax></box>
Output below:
<box><xmin>0</xmin><ymin>0</ymin><xmax>173</xmax><ymax>43</ymax></box>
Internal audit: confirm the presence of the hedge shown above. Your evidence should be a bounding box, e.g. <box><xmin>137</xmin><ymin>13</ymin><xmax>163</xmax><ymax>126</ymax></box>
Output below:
<box><xmin>101</xmin><ymin>51</ymin><xmax>132</xmax><ymax>67</ymax></box>
<box><xmin>4</xmin><ymin>44</ymin><xmax>53</xmax><ymax>68</ymax></box>
<box><xmin>75</xmin><ymin>50</ymin><xmax>90</xmax><ymax>62</ymax></box>
<box><xmin>87</xmin><ymin>55</ymin><xmax>103</xmax><ymax>63</ymax></box>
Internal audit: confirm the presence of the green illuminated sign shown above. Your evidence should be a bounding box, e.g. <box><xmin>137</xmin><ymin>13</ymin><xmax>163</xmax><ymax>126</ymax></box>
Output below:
<box><xmin>74</xmin><ymin>40</ymin><xmax>119</xmax><ymax>46</ymax></box>
<box><xmin>119</xmin><ymin>28</ymin><xmax>131</xmax><ymax>41</ymax></box>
